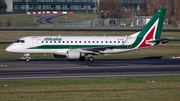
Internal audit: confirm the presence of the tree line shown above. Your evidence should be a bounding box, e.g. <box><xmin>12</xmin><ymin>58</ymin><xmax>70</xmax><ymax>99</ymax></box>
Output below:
<box><xmin>0</xmin><ymin>0</ymin><xmax>7</xmax><ymax>14</ymax></box>
<box><xmin>99</xmin><ymin>0</ymin><xmax>180</xmax><ymax>28</ymax></box>
<box><xmin>0</xmin><ymin>0</ymin><xmax>179</xmax><ymax>28</ymax></box>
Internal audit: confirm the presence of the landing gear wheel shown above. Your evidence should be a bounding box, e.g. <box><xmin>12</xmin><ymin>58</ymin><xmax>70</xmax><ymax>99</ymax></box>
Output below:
<box><xmin>79</xmin><ymin>56</ymin><xmax>86</xmax><ymax>61</ymax></box>
<box><xmin>24</xmin><ymin>53</ymin><xmax>30</xmax><ymax>62</ymax></box>
<box><xmin>26</xmin><ymin>58</ymin><xmax>29</xmax><ymax>62</ymax></box>
<box><xmin>26</xmin><ymin>57</ymin><xmax>30</xmax><ymax>62</ymax></box>
<box><xmin>88</xmin><ymin>56</ymin><xmax>94</xmax><ymax>62</ymax></box>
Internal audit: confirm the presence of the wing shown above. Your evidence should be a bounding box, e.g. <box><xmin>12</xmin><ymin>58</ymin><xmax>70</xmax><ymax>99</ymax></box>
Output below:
<box><xmin>81</xmin><ymin>45</ymin><xmax>118</xmax><ymax>55</ymax></box>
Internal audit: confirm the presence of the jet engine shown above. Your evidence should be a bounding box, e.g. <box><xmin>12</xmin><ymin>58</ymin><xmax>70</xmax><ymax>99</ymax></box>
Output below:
<box><xmin>66</xmin><ymin>50</ymin><xmax>81</xmax><ymax>59</ymax></box>
<box><xmin>53</xmin><ymin>50</ymin><xmax>83</xmax><ymax>59</ymax></box>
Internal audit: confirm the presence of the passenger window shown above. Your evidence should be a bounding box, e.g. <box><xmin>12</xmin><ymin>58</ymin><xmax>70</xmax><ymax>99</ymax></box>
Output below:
<box><xmin>101</xmin><ymin>41</ymin><xmax>103</xmax><ymax>43</ymax></box>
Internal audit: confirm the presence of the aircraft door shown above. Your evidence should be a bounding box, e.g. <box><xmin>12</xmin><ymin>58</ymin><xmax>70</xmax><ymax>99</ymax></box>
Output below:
<box><xmin>32</xmin><ymin>37</ymin><xmax>38</xmax><ymax>47</ymax></box>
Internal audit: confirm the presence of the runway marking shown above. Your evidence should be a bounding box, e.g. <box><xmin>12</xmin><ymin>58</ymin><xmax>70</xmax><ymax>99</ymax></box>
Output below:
<box><xmin>85</xmin><ymin>66</ymin><xmax>89</xmax><ymax>68</ymax></box>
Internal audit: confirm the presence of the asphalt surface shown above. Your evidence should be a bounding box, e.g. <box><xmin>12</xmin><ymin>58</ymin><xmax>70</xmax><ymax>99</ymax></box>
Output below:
<box><xmin>35</xmin><ymin>14</ymin><xmax>64</xmax><ymax>24</ymax></box>
<box><xmin>0</xmin><ymin>58</ymin><xmax>180</xmax><ymax>80</ymax></box>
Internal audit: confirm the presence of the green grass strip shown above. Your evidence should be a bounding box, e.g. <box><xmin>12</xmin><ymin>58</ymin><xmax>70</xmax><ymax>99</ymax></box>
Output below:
<box><xmin>0</xmin><ymin>76</ymin><xmax>180</xmax><ymax>101</ymax></box>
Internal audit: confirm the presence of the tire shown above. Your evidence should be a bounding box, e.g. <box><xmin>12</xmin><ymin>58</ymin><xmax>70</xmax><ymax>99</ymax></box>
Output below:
<box><xmin>26</xmin><ymin>58</ymin><xmax>29</xmax><ymax>62</ymax></box>
<box><xmin>88</xmin><ymin>56</ymin><xmax>94</xmax><ymax>62</ymax></box>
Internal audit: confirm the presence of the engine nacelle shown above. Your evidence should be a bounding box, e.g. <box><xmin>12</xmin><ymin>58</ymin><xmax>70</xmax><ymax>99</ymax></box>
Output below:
<box><xmin>66</xmin><ymin>50</ymin><xmax>81</xmax><ymax>59</ymax></box>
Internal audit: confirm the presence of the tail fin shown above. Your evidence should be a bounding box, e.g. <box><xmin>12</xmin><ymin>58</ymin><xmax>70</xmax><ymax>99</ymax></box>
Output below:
<box><xmin>138</xmin><ymin>9</ymin><xmax>166</xmax><ymax>39</ymax></box>
<box><xmin>129</xmin><ymin>9</ymin><xmax>166</xmax><ymax>48</ymax></box>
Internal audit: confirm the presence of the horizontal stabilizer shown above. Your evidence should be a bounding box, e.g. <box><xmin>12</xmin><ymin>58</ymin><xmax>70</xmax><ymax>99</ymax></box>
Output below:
<box><xmin>148</xmin><ymin>38</ymin><xmax>170</xmax><ymax>44</ymax></box>
<box><xmin>149</xmin><ymin>38</ymin><xmax>180</xmax><ymax>44</ymax></box>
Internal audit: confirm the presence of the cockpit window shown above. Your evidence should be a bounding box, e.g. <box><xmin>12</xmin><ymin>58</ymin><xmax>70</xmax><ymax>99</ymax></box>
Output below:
<box><xmin>14</xmin><ymin>40</ymin><xmax>25</xmax><ymax>43</ymax></box>
<box><xmin>20</xmin><ymin>40</ymin><xmax>25</xmax><ymax>43</ymax></box>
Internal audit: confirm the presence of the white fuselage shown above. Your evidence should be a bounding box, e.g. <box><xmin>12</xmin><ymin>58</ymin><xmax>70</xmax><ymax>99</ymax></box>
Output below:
<box><xmin>6</xmin><ymin>35</ymin><xmax>138</xmax><ymax>55</ymax></box>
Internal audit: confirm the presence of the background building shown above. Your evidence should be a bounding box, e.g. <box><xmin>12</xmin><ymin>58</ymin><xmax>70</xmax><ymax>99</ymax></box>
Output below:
<box><xmin>5</xmin><ymin>0</ymin><xmax>143</xmax><ymax>13</ymax></box>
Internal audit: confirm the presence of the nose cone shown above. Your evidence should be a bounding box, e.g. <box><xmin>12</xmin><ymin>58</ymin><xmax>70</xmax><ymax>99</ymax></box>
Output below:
<box><xmin>6</xmin><ymin>46</ymin><xmax>12</xmax><ymax>52</ymax></box>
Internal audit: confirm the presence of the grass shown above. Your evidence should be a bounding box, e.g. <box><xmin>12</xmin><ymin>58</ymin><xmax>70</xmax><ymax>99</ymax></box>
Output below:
<box><xmin>0</xmin><ymin>76</ymin><xmax>180</xmax><ymax>101</ymax></box>
<box><xmin>0</xmin><ymin>13</ymin><xmax>178</xmax><ymax>29</ymax></box>
<box><xmin>0</xmin><ymin>14</ymin><xmax>38</xmax><ymax>27</ymax></box>
<box><xmin>1</xmin><ymin>31</ymin><xmax>180</xmax><ymax>59</ymax></box>
<box><xmin>54</xmin><ymin>13</ymin><xmax>99</xmax><ymax>22</ymax></box>
<box><xmin>0</xmin><ymin>13</ymin><xmax>99</xmax><ymax>28</ymax></box>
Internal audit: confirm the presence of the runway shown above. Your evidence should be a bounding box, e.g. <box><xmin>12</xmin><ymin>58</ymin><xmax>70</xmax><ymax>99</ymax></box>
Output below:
<box><xmin>0</xmin><ymin>58</ymin><xmax>180</xmax><ymax>80</ymax></box>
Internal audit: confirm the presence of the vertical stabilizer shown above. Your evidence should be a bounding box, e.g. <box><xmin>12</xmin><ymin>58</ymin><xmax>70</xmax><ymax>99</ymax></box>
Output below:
<box><xmin>138</xmin><ymin>9</ymin><xmax>166</xmax><ymax>39</ymax></box>
<box><xmin>129</xmin><ymin>9</ymin><xmax>166</xmax><ymax>48</ymax></box>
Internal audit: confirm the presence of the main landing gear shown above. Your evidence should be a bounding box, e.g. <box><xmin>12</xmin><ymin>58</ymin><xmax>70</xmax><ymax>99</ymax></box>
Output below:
<box><xmin>79</xmin><ymin>56</ymin><xmax>94</xmax><ymax>62</ymax></box>
<box><xmin>87</xmin><ymin>56</ymin><xmax>94</xmax><ymax>62</ymax></box>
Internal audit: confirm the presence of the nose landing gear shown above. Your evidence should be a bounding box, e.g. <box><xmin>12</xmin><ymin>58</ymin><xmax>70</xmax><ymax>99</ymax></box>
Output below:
<box><xmin>23</xmin><ymin>53</ymin><xmax>30</xmax><ymax>62</ymax></box>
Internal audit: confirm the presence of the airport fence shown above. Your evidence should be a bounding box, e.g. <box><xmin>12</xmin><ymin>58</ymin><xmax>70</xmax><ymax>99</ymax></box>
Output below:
<box><xmin>0</xmin><ymin>18</ymin><xmax>176</xmax><ymax>29</ymax></box>
<box><xmin>38</xmin><ymin>18</ymin><xmax>176</xmax><ymax>29</ymax></box>
<box><xmin>38</xmin><ymin>18</ymin><xmax>134</xmax><ymax>28</ymax></box>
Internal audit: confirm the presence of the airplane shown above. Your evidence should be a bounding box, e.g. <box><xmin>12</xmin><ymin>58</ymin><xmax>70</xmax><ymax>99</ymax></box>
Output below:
<box><xmin>6</xmin><ymin>9</ymin><xmax>169</xmax><ymax>62</ymax></box>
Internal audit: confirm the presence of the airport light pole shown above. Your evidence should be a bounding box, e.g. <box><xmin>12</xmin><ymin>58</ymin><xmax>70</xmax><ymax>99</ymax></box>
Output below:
<box><xmin>26</xmin><ymin>0</ymin><xmax>28</xmax><ymax>13</ymax></box>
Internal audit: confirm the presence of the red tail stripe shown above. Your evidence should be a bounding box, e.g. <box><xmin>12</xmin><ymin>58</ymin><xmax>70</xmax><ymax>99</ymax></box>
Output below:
<box><xmin>138</xmin><ymin>26</ymin><xmax>156</xmax><ymax>48</ymax></box>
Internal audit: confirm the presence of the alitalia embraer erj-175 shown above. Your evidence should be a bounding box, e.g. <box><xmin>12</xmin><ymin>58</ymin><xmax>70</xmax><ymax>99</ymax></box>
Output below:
<box><xmin>6</xmin><ymin>9</ymin><xmax>169</xmax><ymax>62</ymax></box>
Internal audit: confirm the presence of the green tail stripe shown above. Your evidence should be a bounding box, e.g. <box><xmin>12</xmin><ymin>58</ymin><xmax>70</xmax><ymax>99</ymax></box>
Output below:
<box><xmin>137</xmin><ymin>9</ymin><xmax>166</xmax><ymax>39</ymax></box>
<box><xmin>155</xmin><ymin>9</ymin><xmax>166</xmax><ymax>39</ymax></box>
<box><xmin>129</xmin><ymin>8</ymin><xmax>166</xmax><ymax>48</ymax></box>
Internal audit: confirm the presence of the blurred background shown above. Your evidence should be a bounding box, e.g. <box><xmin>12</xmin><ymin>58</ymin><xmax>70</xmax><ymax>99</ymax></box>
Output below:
<box><xmin>0</xmin><ymin>0</ymin><xmax>179</xmax><ymax>29</ymax></box>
